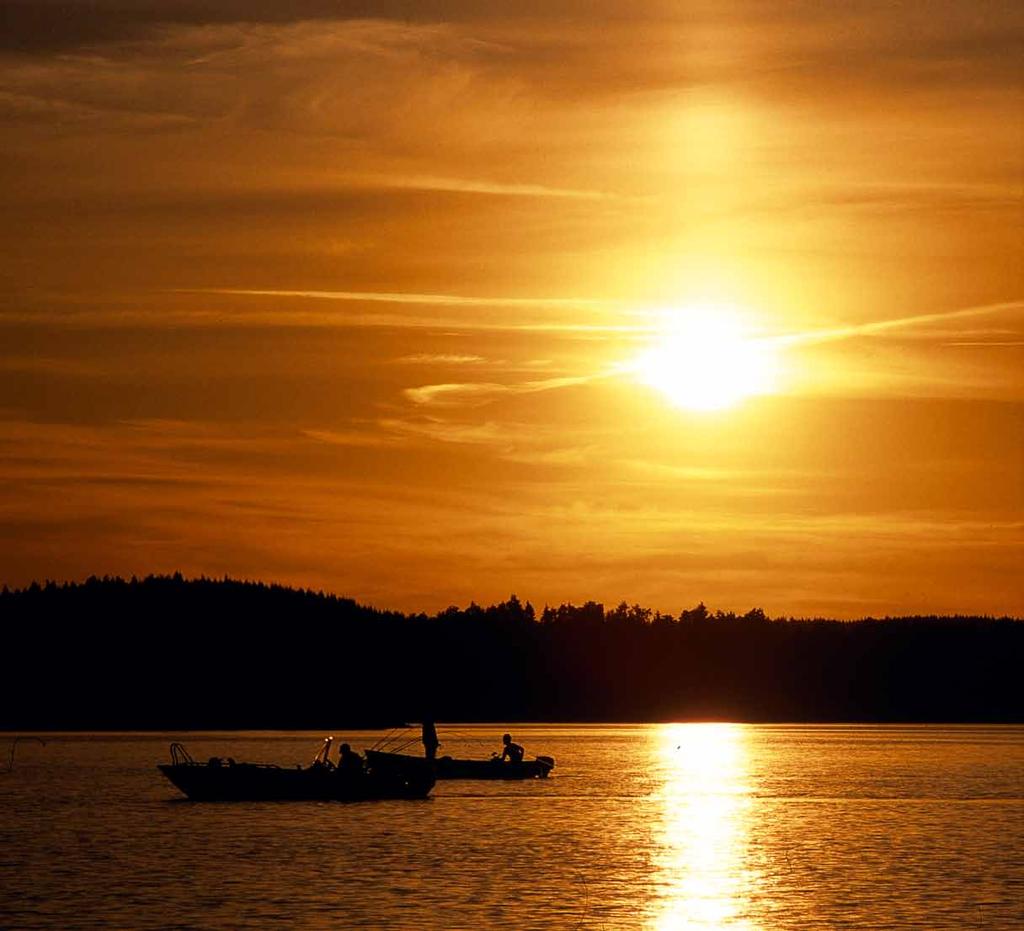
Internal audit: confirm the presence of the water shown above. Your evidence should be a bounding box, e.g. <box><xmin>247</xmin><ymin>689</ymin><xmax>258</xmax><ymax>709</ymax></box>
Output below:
<box><xmin>2</xmin><ymin>725</ymin><xmax>1022</xmax><ymax>929</ymax></box>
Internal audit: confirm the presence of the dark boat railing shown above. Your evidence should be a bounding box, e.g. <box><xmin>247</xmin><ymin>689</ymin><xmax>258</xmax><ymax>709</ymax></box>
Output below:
<box><xmin>167</xmin><ymin>744</ymin><xmax>287</xmax><ymax>771</ymax></box>
<box><xmin>169</xmin><ymin>742</ymin><xmax>195</xmax><ymax>766</ymax></box>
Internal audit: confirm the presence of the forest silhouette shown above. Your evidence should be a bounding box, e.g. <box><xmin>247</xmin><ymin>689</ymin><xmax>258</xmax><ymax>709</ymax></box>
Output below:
<box><xmin>2</xmin><ymin>574</ymin><xmax>1021</xmax><ymax>728</ymax></box>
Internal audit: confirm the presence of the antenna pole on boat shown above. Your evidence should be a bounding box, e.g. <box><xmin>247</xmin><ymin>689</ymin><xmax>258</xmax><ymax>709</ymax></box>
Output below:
<box><xmin>313</xmin><ymin>736</ymin><xmax>333</xmax><ymax>766</ymax></box>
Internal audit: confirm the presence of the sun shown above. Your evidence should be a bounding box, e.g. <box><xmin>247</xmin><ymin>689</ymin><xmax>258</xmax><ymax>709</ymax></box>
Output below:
<box><xmin>633</xmin><ymin>304</ymin><xmax>778</xmax><ymax>411</ymax></box>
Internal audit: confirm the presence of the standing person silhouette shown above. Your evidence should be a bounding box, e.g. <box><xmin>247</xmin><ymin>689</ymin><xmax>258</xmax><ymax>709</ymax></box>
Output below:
<box><xmin>422</xmin><ymin>719</ymin><xmax>439</xmax><ymax>761</ymax></box>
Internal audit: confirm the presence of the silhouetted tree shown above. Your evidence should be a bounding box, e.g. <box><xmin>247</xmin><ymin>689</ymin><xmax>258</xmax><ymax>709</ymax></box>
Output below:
<box><xmin>0</xmin><ymin>575</ymin><xmax>1020</xmax><ymax>728</ymax></box>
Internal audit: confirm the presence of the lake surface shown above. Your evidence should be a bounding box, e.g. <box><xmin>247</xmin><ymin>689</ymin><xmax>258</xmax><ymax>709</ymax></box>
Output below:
<box><xmin>2</xmin><ymin>725</ymin><xmax>1022</xmax><ymax>929</ymax></box>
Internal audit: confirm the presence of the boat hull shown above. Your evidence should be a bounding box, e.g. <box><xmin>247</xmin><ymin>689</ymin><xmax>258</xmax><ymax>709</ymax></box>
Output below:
<box><xmin>158</xmin><ymin>761</ymin><xmax>435</xmax><ymax>802</ymax></box>
<box><xmin>366</xmin><ymin>749</ymin><xmax>554</xmax><ymax>780</ymax></box>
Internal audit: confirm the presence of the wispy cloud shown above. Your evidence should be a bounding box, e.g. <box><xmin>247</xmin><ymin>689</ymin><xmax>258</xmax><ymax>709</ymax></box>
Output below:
<box><xmin>0</xmin><ymin>305</ymin><xmax>643</xmax><ymax>335</ymax></box>
<box><xmin>402</xmin><ymin>382</ymin><xmax>510</xmax><ymax>407</ymax></box>
<box><xmin>394</xmin><ymin>353</ymin><xmax>487</xmax><ymax>365</ymax></box>
<box><xmin>202</xmin><ymin>288</ymin><xmax>616</xmax><ymax>309</ymax></box>
<box><xmin>302</xmin><ymin>428</ymin><xmax>402</xmax><ymax>448</ymax></box>
<box><xmin>355</xmin><ymin>173</ymin><xmax>617</xmax><ymax>200</ymax></box>
<box><xmin>778</xmin><ymin>300</ymin><xmax>1024</xmax><ymax>348</ymax></box>
<box><xmin>403</xmin><ymin>373</ymin><xmax>600</xmax><ymax>407</ymax></box>
<box><xmin>378</xmin><ymin>416</ymin><xmax>599</xmax><ymax>467</ymax></box>
<box><xmin>380</xmin><ymin>417</ymin><xmax>523</xmax><ymax>447</ymax></box>
<box><xmin>944</xmin><ymin>340</ymin><xmax>1024</xmax><ymax>348</ymax></box>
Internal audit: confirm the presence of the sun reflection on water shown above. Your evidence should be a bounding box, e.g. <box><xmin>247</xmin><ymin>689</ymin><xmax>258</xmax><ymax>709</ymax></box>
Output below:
<box><xmin>652</xmin><ymin>723</ymin><xmax>756</xmax><ymax>930</ymax></box>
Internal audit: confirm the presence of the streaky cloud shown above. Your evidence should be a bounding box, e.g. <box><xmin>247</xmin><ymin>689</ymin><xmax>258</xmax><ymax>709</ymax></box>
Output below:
<box><xmin>302</xmin><ymin>428</ymin><xmax>403</xmax><ymax>448</ymax></box>
<box><xmin>0</xmin><ymin>305</ymin><xmax>644</xmax><ymax>335</ymax></box>
<box><xmin>403</xmin><ymin>373</ymin><xmax>602</xmax><ymax>407</ymax></box>
<box><xmin>394</xmin><ymin>353</ymin><xmax>487</xmax><ymax>364</ymax></box>
<box><xmin>776</xmin><ymin>300</ymin><xmax>1024</xmax><ymax>348</ymax></box>
<box><xmin>199</xmin><ymin>288</ymin><xmax>617</xmax><ymax>309</ymax></box>
<box><xmin>357</xmin><ymin>173</ymin><xmax>617</xmax><ymax>200</ymax></box>
<box><xmin>403</xmin><ymin>382</ymin><xmax>510</xmax><ymax>406</ymax></box>
<box><xmin>944</xmin><ymin>340</ymin><xmax>1024</xmax><ymax>348</ymax></box>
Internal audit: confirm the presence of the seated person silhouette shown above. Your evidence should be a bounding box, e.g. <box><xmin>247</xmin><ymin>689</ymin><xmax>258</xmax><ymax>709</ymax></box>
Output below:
<box><xmin>337</xmin><ymin>743</ymin><xmax>364</xmax><ymax>774</ymax></box>
<box><xmin>499</xmin><ymin>733</ymin><xmax>524</xmax><ymax>764</ymax></box>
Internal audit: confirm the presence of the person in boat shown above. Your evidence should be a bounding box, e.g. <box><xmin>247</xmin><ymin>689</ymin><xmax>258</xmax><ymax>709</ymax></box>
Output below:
<box><xmin>422</xmin><ymin>719</ymin><xmax>439</xmax><ymax>761</ymax></box>
<box><xmin>499</xmin><ymin>733</ymin><xmax>524</xmax><ymax>764</ymax></box>
<box><xmin>337</xmin><ymin>743</ymin><xmax>364</xmax><ymax>774</ymax></box>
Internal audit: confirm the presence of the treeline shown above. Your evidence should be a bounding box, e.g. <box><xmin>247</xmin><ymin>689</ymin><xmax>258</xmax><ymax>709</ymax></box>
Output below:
<box><xmin>1</xmin><ymin>574</ymin><xmax>1021</xmax><ymax>727</ymax></box>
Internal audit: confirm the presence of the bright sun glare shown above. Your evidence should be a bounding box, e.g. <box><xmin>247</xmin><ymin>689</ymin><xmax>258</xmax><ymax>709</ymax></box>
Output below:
<box><xmin>635</xmin><ymin>305</ymin><xmax>778</xmax><ymax>411</ymax></box>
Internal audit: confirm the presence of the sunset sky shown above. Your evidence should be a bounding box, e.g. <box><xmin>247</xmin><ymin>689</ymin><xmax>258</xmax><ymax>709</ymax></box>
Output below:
<box><xmin>1</xmin><ymin>0</ymin><xmax>1021</xmax><ymax>616</ymax></box>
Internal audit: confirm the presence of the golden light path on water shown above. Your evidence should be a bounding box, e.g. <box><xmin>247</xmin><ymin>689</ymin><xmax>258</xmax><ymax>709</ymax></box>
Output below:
<box><xmin>653</xmin><ymin>723</ymin><xmax>758</xmax><ymax>929</ymax></box>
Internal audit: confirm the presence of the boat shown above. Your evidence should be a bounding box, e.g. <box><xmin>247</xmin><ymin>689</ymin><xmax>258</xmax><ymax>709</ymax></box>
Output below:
<box><xmin>158</xmin><ymin>740</ymin><xmax>435</xmax><ymax>802</ymax></box>
<box><xmin>366</xmin><ymin>748</ymin><xmax>555</xmax><ymax>780</ymax></box>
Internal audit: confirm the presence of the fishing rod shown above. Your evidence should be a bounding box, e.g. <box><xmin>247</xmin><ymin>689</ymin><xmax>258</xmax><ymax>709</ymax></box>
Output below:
<box><xmin>369</xmin><ymin>726</ymin><xmax>403</xmax><ymax>751</ymax></box>
<box><xmin>389</xmin><ymin>736</ymin><xmax>424</xmax><ymax>754</ymax></box>
<box><xmin>372</xmin><ymin>726</ymin><xmax>415</xmax><ymax>752</ymax></box>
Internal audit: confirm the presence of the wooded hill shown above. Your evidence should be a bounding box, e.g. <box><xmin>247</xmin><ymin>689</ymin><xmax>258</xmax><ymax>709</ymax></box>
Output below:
<box><xmin>2</xmin><ymin>575</ymin><xmax>1021</xmax><ymax>727</ymax></box>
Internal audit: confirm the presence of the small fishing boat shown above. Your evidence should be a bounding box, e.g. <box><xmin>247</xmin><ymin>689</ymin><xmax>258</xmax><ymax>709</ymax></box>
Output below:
<box><xmin>158</xmin><ymin>740</ymin><xmax>435</xmax><ymax>802</ymax></box>
<box><xmin>366</xmin><ymin>749</ymin><xmax>555</xmax><ymax>780</ymax></box>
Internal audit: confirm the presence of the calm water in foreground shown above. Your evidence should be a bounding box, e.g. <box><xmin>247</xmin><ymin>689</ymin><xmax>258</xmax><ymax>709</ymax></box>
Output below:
<box><xmin>1</xmin><ymin>725</ymin><xmax>1022</xmax><ymax>929</ymax></box>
